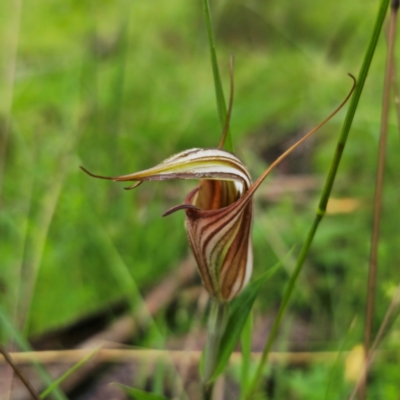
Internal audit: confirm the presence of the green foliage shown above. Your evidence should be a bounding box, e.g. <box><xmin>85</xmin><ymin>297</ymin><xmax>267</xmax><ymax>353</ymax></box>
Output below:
<box><xmin>40</xmin><ymin>348</ymin><xmax>98</xmax><ymax>399</ymax></box>
<box><xmin>240</xmin><ymin>311</ymin><xmax>253</xmax><ymax>396</ymax></box>
<box><xmin>116</xmin><ymin>384</ymin><xmax>170</xmax><ymax>400</ymax></box>
<box><xmin>1</xmin><ymin>0</ymin><xmax>400</xmax><ymax>398</ymax></box>
<box><xmin>0</xmin><ymin>305</ymin><xmax>67</xmax><ymax>400</ymax></box>
<box><xmin>202</xmin><ymin>0</ymin><xmax>233</xmax><ymax>152</ymax></box>
<box><xmin>210</xmin><ymin>264</ymin><xmax>280</xmax><ymax>382</ymax></box>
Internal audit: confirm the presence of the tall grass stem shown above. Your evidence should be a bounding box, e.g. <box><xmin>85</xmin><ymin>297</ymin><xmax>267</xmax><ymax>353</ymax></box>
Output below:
<box><xmin>201</xmin><ymin>0</ymin><xmax>233</xmax><ymax>152</ymax></box>
<box><xmin>245</xmin><ymin>0</ymin><xmax>390</xmax><ymax>397</ymax></box>
<box><xmin>360</xmin><ymin>0</ymin><xmax>398</xmax><ymax>398</ymax></box>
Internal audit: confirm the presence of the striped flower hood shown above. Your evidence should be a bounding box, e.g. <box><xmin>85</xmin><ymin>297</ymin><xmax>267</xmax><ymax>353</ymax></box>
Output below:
<box><xmin>81</xmin><ymin>148</ymin><xmax>254</xmax><ymax>302</ymax></box>
<box><xmin>81</xmin><ymin>74</ymin><xmax>354</xmax><ymax>302</ymax></box>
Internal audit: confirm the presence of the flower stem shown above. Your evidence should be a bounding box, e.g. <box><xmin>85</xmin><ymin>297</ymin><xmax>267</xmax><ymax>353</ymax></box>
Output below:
<box><xmin>203</xmin><ymin>299</ymin><xmax>229</xmax><ymax>400</ymax></box>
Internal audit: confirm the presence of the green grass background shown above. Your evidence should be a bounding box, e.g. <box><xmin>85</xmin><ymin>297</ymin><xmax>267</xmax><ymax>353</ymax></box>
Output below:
<box><xmin>1</xmin><ymin>0</ymin><xmax>400</xmax><ymax>396</ymax></box>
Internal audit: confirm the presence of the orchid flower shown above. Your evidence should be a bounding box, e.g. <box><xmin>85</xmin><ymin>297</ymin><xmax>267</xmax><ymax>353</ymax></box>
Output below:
<box><xmin>81</xmin><ymin>69</ymin><xmax>355</xmax><ymax>303</ymax></box>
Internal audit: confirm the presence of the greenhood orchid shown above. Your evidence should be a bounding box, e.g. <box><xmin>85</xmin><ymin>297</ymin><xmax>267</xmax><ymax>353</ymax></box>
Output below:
<box><xmin>81</xmin><ymin>72</ymin><xmax>355</xmax><ymax>302</ymax></box>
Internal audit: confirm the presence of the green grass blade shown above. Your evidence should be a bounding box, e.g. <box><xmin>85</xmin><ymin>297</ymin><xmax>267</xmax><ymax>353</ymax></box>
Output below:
<box><xmin>240</xmin><ymin>311</ymin><xmax>253</xmax><ymax>396</ymax></box>
<box><xmin>40</xmin><ymin>347</ymin><xmax>99</xmax><ymax>399</ymax></box>
<box><xmin>324</xmin><ymin>319</ymin><xmax>358</xmax><ymax>400</ymax></box>
<box><xmin>318</xmin><ymin>3</ymin><xmax>390</xmax><ymax>212</ymax></box>
<box><xmin>202</xmin><ymin>0</ymin><xmax>233</xmax><ymax>152</ymax></box>
<box><xmin>209</xmin><ymin>264</ymin><xmax>280</xmax><ymax>382</ymax></box>
<box><xmin>0</xmin><ymin>305</ymin><xmax>68</xmax><ymax>400</ymax></box>
<box><xmin>245</xmin><ymin>0</ymin><xmax>390</xmax><ymax>397</ymax></box>
<box><xmin>115</xmin><ymin>384</ymin><xmax>170</xmax><ymax>400</ymax></box>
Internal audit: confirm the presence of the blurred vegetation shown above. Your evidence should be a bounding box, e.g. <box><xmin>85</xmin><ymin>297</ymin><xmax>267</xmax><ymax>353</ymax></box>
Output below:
<box><xmin>1</xmin><ymin>0</ymin><xmax>400</xmax><ymax>397</ymax></box>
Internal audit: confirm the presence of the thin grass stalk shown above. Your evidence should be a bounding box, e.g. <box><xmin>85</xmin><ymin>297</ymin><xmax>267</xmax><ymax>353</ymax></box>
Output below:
<box><xmin>0</xmin><ymin>305</ymin><xmax>68</xmax><ymax>400</ymax></box>
<box><xmin>203</xmin><ymin>300</ymin><xmax>229</xmax><ymax>400</ymax></box>
<box><xmin>18</xmin><ymin>72</ymin><xmax>86</xmax><ymax>332</ymax></box>
<box><xmin>245</xmin><ymin>0</ymin><xmax>390</xmax><ymax>397</ymax></box>
<box><xmin>349</xmin><ymin>282</ymin><xmax>400</xmax><ymax>400</ymax></box>
<box><xmin>360</xmin><ymin>1</ymin><xmax>398</xmax><ymax>398</ymax></box>
<box><xmin>201</xmin><ymin>0</ymin><xmax>233</xmax><ymax>152</ymax></box>
<box><xmin>19</xmin><ymin>170</ymin><xmax>65</xmax><ymax>332</ymax></box>
<box><xmin>86</xmin><ymin>210</ymin><xmax>189</xmax><ymax>397</ymax></box>
<box><xmin>40</xmin><ymin>347</ymin><xmax>99</xmax><ymax>399</ymax></box>
<box><xmin>1</xmin><ymin>2</ymin><xmax>23</xmax><ymax>394</ymax></box>
<box><xmin>0</xmin><ymin>0</ymin><xmax>21</xmax><ymax>209</ymax></box>
<box><xmin>388</xmin><ymin>33</ymin><xmax>400</xmax><ymax>138</ymax></box>
<box><xmin>239</xmin><ymin>312</ymin><xmax>252</xmax><ymax>398</ymax></box>
<box><xmin>390</xmin><ymin>64</ymin><xmax>400</xmax><ymax>139</ymax></box>
<box><xmin>324</xmin><ymin>318</ymin><xmax>358</xmax><ymax>400</ymax></box>
<box><xmin>0</xmin><ymin>345</ymin><xmax>41</xmax><ymax>400</ymax></box>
